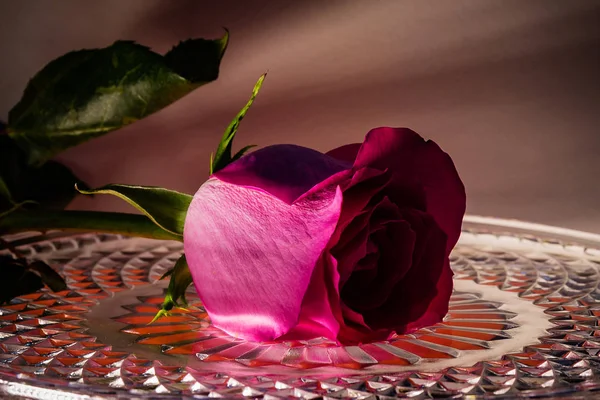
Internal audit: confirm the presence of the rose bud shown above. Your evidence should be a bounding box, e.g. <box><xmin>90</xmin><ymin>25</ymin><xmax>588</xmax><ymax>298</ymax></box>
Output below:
<box><xmin>184</xmin><ymin>127</ymin><xmax>466</xmax><ymax>344</ymax></box>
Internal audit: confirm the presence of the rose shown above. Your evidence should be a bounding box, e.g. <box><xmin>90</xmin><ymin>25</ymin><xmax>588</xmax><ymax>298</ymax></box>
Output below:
<box><xmin>184</xmin><ymin>127</ymin><xmax>465</xmax><ymax>344</ymax></box>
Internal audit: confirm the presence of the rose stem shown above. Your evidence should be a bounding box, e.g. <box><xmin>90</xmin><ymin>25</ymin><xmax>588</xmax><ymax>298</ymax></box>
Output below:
<box><xmin>0</xmin><ymin>237</ymin><xmax>26</xmax><ymax>258</ymax></box>
<box><xmin>0</xmin><ymin>210</ymin><xmax>181</xmax><ymax>242</ymax></box>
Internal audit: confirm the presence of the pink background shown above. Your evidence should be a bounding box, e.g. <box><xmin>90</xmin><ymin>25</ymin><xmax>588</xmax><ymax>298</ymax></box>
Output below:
<box><xmin>1</xmin><ymin>1</ymin><xmax>599</xmax><ymax>233</ymax></box>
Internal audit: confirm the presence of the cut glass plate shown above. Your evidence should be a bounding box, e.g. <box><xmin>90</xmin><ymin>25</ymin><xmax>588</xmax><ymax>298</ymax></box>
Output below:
<box><xmin>1</xmin><ymin>216</ymin><xmax>600</xmax><ymax>399</ymax></box>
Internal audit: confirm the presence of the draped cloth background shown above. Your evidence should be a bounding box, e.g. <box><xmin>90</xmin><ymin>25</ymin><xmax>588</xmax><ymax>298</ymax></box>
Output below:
<box><xmin>1</xmin><ymin>0</ymin><xmax>599</xmax><ymax>232</ymax></box>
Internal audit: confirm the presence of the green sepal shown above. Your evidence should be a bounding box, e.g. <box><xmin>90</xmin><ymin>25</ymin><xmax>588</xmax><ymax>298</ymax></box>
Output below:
<box><xmin>231</xmin><ymin>144</ymin><xmax>257</xmax><ymax>163</ymax></box>
<box><xmin>150</xmin><ymin>254</ymin><xmax>193</xmax><ymax>324</ymax></box>
<box><xmin>76</xmin><ymin>184</ymin><xmax>192</xmax><ymax>237</ymax></box>
<box><xmin>159</xmin><ymin>267</ymin><xmax>174</xmax><ymax>280</ymax></box>
<box><xmin>210</xmin><ymin>74</ymin><xmax>266</xmax><ymax>174</ymax></box>
<box><xmin>8</xmin><ymin>31</ymin><xmax>229</xmax><ymax>166</ymax></box>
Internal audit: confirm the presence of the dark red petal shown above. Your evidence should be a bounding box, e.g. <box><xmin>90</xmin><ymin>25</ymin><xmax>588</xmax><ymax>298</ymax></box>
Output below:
<box><xmin>326</xmin><ymin>143</ymin><xmax>361</xmax><ymax>164</ymax></box>
<box><xmin>404</xmin><ymin>259</ymin><xmax>453</xmax><ymax>333</ymax></box>
<box><xmin>342</xmin><ymin>219</ymin><xmax>416</xmax><ymax>312</ymax></box>
<box><xmin>328</xmin><ymin>167</ymin><xmax>390</xmax><ymax>251</ymax></box>
<box><xmin>338</xmin><ymin>304</ymin><xmax>387</xmax><ymax>343</ymax></box>
<box><xmin>353</xmin><ymin>127</ymin><xmax>466</xmax><ymax>253</ymax></box>
<box><xmin>361</xmin><ymin>213</ymin><xmax>448</xmax><ymax>330</ymax></box>
<box><xmin>332</xmin><ymin>194</ymin><xmax>400</xmax><ymax>287</ymax></box>
<box><xmin>332</xmin><ymin>221</ymin><xmax>370</xmax><ymax>287</ymax></box>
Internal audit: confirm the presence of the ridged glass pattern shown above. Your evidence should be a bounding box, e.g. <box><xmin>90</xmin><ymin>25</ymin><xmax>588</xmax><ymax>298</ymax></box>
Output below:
<box><xmin>1</xmin><ymin>220</ymin><xmax>600</xmax><ymax>399</ymax></box>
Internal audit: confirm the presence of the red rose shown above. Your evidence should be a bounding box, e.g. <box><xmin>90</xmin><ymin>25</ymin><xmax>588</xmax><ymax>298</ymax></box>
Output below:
<box><xmin>184</xmin><ymin>127</ymin><xmax>466</xmax><ymax>344</ymax></box>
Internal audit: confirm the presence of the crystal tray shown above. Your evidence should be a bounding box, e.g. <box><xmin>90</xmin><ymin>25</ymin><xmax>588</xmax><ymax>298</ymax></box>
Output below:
<box><xmin>2</xmin><ymin>216</ymin><xmax>600</xmax><ymax>399</ymax></box>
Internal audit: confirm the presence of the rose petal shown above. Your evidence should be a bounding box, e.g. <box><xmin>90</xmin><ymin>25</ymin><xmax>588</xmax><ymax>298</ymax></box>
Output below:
<box><xmin>332</xmin><ymin>221</ymin><xmax>370</xmax><ymax>287</ymax></box>
<box><xmin>215</xmin><ymin>144</ymin><xmax>349</xmax><ymax>204</ymax></box>
<box><xmin>336</xmin><ymin>167</ymin><xmax>391</xmax><ymax>227</ymax></box>
<box><xmin>353</xmin><ymin>127</ymin><xmax>466</xmax><ymax>252</ymax></box>
<box><xmin>280</xmin><ymin>253</ymin><xmax>340</xmax><ymax>341</ymax></box>
<box><xmin>362</xmin><ymin>212</ymin><xmax>448</xmax><ymax>330</ymax></box>
<box><xmin>312</xmin><ymin>250</ymin><xmax>392</xmax><ymax>345</ymax></box>
<box><xmin>322</xmin><ymin>252</ymin><xmax>391</xmax><ymax>345</ymax></box>
<box><xmin>341</xmin><ymin>201</ymin><xmax>416</xmax><ymax>312</ymax></box>
<box><xmin>404</xmin><ymin>259</ymin><xmax>453</xmax><ymax>332</ymax></box>
<box><xmin>326</xmin><ymin>143</ymin><xmax>361</xmax><ymax>164</ymax></box>
<box><xmin>397</xmin><ymin>208</ymin><xmax>436</xmax><ymax>281</ymax></box>
<box><xmin>328</xmin><ymin>167</ymin><xmax>391</xmax><ymax>279</ymax></box>
<box><xmin>338</xmin><ymin>303</ymin><xmax>391</xmax><ymax>344</ymax></box>
<box><xmin>184</xmin><ymin>178</ymin><xmax>343</xmax><ymax>341</ymax></box>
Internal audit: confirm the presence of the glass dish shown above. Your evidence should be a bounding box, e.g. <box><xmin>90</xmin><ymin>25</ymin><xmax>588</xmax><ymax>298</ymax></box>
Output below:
<box><xmin>1</xmin><ymin>216</ymin><xmax>600</xmax><ymax>399</ymax></box>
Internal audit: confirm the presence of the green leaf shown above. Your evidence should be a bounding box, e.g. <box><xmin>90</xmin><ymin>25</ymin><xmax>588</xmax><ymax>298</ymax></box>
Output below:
<box><xmin>0</xmin><ymin>201</ymin><xmax>37</xmax><ymax>220</ymax></box>
<box><xmin>0</xmin><ymin>136</ymin><xmax>20</xmax><ymax>212</ymax></box>
<box><xmin>211</xmin><ymin>73</ymin><xmax>266</xmax><ymax>174</ymax></box>
<box><xmin>0</xmin><ymin>121</ymin><xmax>11</xmax><ymax>205</ymax></box>
<box><xmin>0</xmin><ymin>176</ymin><xmax>12</xmax><ymax>205</ymax></box>
<box><xmin>151</xmin><ymin>254</ymin><xmax>193</xmax><ymax>323</ymax></box>
<box><xmin>0</xmin><ymin>256</ymin><xmax>43</xmax><ymax>305</ymax></box>
<box><xmin>8</xmin><ymin>31</ymin><xmax>229</xmax><ymax>166</ymax></box>
<box><xmin>77</xmin><ymin>184</ymin><xmax>192</xmax><ymax>236</ymax></box>
<box><xmin>0</xmin><ymin>135</ymin><xmax>83</xmax><ymax>214</ymax></box>
<box><xmin>27</xmin><ymin>260</ymin><xmax>68</xmax><ymax>292</ymax></box>
<box><xmin>0</xmin><ymin>256</ymin><xmax>67</xmax><ymax>304</ymax></box>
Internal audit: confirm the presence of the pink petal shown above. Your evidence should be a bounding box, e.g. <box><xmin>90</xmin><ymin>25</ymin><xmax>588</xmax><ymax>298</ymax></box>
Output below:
<box><xmin>184</xmin><ymin>178</ymin><xmax>343</xmax><ymax>341</ymax></box>
<box><xmin>214</xmin><ymin>144</ymin><xmax>349</xmax><ymax>204</ymax></box>
<box><xmin>279</xmin><ymin>253</ymin><xmax>340</xmax><ymax>341</ymax></box>
<box><xmin>353</xmin><ymin>127</ymin><xmax>466</xmax><ymax>253</ymax></box>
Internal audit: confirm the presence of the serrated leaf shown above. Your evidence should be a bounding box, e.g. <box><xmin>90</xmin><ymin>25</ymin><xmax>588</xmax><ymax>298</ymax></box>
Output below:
<box><xmin>8</xmin><ymin>31</ymin><xmax>229</xmax><ymax>166</ymax></box>
<box><xmin>77</xmin><ymin>184</ymin><xmax>192</xmax><ymax>236</ymax></box>
<box><xmin>0</xmin><ymin>135</ymin><xmax>82</xmax><ymax>214</ymax></box>
<box><xmin>151</xmin><ymin>255</ymin><xmax>193</xmax><ymax>323</ymax></box>
<box><xmin>211</xmin><ymin>73</ymin><xmax>266</xmax><ymax>174</ymax></box>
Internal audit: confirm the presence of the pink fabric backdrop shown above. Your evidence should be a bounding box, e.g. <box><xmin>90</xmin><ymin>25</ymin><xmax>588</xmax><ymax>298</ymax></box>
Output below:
<box><xmin>1</xmin><ymin>0</ymin><xmax>599</xmax><ymax>232</ymax></box>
